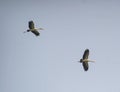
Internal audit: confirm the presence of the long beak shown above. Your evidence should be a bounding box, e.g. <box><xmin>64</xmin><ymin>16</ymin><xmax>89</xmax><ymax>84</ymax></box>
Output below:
<box><xmin>23</xmin><ymin>31</ymin><xmax>27</xmax><ymax>33</ymax></box>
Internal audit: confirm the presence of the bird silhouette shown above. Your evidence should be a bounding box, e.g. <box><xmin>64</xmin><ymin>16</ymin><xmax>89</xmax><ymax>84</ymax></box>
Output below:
<box><xmin>79</xmin><ymin>49</ymin><xmax>95</xmax><ymax>71</ymax></box>
<box><xmin>25</xmin><ymin>20</ymin><xmax>44</xmax><ymax>36</ymax></box>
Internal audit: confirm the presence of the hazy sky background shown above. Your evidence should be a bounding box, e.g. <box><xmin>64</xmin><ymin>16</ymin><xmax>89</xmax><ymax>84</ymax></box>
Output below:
<box><xmin>1</xmin><ymin>0</ymin><xmax>120</xmax><ymax>92</ymax></box>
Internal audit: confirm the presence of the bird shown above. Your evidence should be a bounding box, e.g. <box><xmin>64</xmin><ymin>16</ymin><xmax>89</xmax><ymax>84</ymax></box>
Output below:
<box><xmin>25</xmin><ymin>20</ymin><xmax>44</xmax><ymax>36</ymax></box>
<box><xmin>79</xmin><ymin>49</ymin><xmax>95</xmax><ymax>71</ymax></box>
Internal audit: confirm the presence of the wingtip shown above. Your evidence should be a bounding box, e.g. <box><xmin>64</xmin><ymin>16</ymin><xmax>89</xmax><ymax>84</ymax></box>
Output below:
<box><xmin>85</xmin><ymin>49</ymin><xmax>89</xmax><ymax>51</ymax></box>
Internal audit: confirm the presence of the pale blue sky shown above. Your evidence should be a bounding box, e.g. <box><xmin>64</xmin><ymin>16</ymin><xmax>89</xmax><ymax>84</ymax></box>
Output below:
<box><xmin>1</xmin><ymin>0</ymin><xmax>120</xmax><ymax>92</ymax></box>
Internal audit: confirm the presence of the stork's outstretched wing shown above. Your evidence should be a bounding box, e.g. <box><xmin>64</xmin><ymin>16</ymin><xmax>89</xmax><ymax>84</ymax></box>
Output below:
<box><xmin>31</xmin><ymin>30</ymin><xmax>40</xmax><ymax>36</ymax></box>
<box><xmin>83</xmin><ymin>49</ymin><xmax>89</xmax><ymax>59</ymax></box>
<box><xmin>29</xmin><ymin>21</ymin><xmax>35</xmax><ymax>29</ymax></box>
<box><xmin>82</xmin><ymin>62</ymin><xmax>89</xmax><ymax>71</ymax></box>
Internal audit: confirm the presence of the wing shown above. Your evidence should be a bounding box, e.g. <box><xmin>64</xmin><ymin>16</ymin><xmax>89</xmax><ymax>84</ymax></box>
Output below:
<box><xmin>29</xmin><ymin>21</ymin><xmax>35</xmax><ymax>29</ymax></box>
<box><xmin>31</xmin><ymin>30</ymin><xmax>40</xmax><ymax>36</ymax></box>
<box><xmin>83</xmin><ymin>49</ymin><xmax>89</xmax><ymax>59</ymax></box>
<box><xmin>82</xmin><ymin>62</ymin><xmax>89</xmax><ymax>71</ymax></box>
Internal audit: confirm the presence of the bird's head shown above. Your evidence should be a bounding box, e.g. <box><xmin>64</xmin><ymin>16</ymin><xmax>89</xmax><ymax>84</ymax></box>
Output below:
<box><xmin>80</xmin><ymin>59</ymin><xmax>83</xmax><ymax>63</ymax></box>
<box><xmin>23</xmin><ymin>30</ymin><xmax>29</xmax><ymax>33</ymax></box>
<box><xmin>27</xmin><ymin>30</ymin><xmax>30</xmax><ymax>32</ymax></box>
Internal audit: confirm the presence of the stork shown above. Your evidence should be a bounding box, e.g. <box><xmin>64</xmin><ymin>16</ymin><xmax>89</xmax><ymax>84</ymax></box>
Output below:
<box><xmin>79</xmin><ymin>49</ymin><xmax>95</xmax><ymax>71</ymax></box>
<box><xmin>25</xmin><ymin>20</ymin><xmax>44</xmax><ymax>36</ymax></box>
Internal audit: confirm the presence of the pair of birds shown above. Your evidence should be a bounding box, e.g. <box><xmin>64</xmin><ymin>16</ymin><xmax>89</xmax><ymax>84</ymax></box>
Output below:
<box><xmin>25</xmin><ymin>21</ymin><xmax>95</xmax><ymax>71</ymax></box>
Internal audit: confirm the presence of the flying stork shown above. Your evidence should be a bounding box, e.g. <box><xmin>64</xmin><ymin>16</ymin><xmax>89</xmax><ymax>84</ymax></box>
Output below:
<box><xmin>79</xmin><ymin>49</ymin><xmax>95</xmax><ymax>71</ymax></box>
<box><xmin>25</xmin><ymin>20</ymin><xmax>44</xmax><ymax>36</ymax></box>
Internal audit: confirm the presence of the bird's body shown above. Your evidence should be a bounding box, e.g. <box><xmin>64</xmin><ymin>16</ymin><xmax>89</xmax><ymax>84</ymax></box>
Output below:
<box><xmin>26</xmin><ymin>20</ymin><xmax>43</xmax><ymax>36</ymax></box>
<box><xmin>79</xmin><ymin>49</ymin><xmax>94</xmax><ymax>71</ymax></box>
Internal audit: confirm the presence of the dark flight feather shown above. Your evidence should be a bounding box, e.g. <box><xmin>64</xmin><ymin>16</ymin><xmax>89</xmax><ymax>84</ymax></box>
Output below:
<box><xmin>83</xmin><ymin>49</ymin><xmax>89</xmax><ymax>59</ymax></box>
<box><xmin>82</xmin><ymin>62</ymin><xmax>89</xmax><ymax>71</ymax></box>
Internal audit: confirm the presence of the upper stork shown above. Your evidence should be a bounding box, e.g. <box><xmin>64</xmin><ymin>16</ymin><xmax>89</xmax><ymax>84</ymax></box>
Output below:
<box><xmin>79</xmin><ymin>49</ymin><xmax>95</xmax><ymax>71</ymax></box>
<box><xmin>25</xmin><ymin>20</ymin><xmax>44</xmax><ymax>36</ymax></box>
